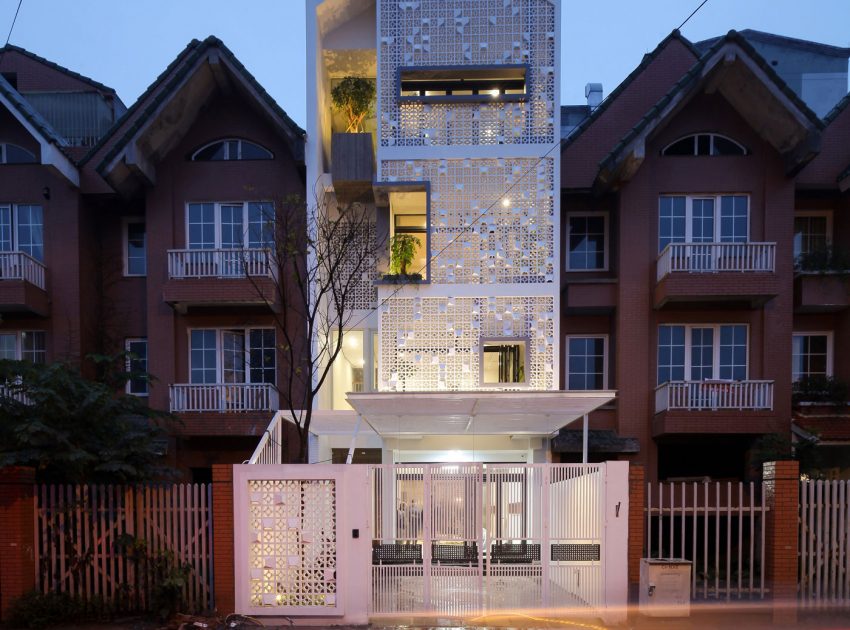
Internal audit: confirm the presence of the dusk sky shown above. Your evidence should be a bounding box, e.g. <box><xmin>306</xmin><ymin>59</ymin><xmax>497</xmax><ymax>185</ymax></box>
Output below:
<box><xmin>3</xmin><ymin>0</ymin><xmax>848</xmax><ymax>129</ymax></box>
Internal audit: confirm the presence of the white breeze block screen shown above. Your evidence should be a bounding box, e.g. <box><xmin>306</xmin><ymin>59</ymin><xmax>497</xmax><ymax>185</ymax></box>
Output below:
<box><xmin>379</xmin><ymin>0</ymin><xmax>556</xmax><ymax>147</ymax></box>
<box><xmin>247</xmin><ymin>479</ymin><xmax>337</xmax><ymax>608</ymax></box>
<box><xmin>379</xmin><ymin>295</ymin><xmax>555</xmax><ymax>391</ymax></box>
<box><xmin>381</xmin><ymin>158</ymin><xmax>555</xmax><ymax>284</ymax></box>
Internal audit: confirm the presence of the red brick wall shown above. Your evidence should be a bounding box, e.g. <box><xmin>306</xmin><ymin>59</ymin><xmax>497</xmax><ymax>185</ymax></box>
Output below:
<box><xmin>0</xmin><ymin>467</ymin><xmax>36</xmax><ymax>621</ymax></box>
<box><xmin>762</xmin><ymin>460</ymin><xmax>799</xmax><ymax>624</ymax></box>
<box><xmin>211</xmin><ymin>464</ymin><xmax>235</xmax><ymax>616</ymax></box>
<box><xmin>627</xmin><ymin>464</ymin><xmax>645</xmax><ymax>590</ymax></box>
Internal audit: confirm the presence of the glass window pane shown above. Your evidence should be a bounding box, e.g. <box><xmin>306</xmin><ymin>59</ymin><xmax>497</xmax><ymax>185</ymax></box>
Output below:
<box><xmin>222</xmin><ymin>331</ymin><xmax>246</xmax><ymax>383</ymax></box>
<box><xmin>190</xmin><ymin>330</ymin><xmax>218</xmax><ymax>383</ymax></box>
<box><xmin>718</xmin><ymin>325</ymin><xmax>747</xmax><ymax>380</ymax></box>
<box><xmin>16</xmin><ymin>205</ymin><xmax>43</xmax><ymax>261</ymax></box>
<box><xmin>249</xmin><ymin>329</ymin><xmax>276</xmax><ymax>384</ymax></box>
<box><xmin>193</xmin><ymin>142</ymin><xmax>226</xmax><ymax>161</ymax></box>
<box><xmin>220</xmin><ymin>204</ymin><xmax>244</xmax><ymax>249</ymax></box>
<box><xmin>20</xmin><ymin>331</ymin><xmax>45</xmax><ymax>364</ymax></box>
<box><xmin>0</xmin><ymin>206</ymin><xmax>11</xmax><ymax>251</ymax></box>
<box><xmin>188</xmin><ymin>203</ymin><xmax>216</xmax><ymax>249</ymax></box>
<box><xmin>126</xmin><ymin>222</ymin><xmax>146</xmax><ymax>275</ymax></box>
<box><xmin>0</xmin><ymin>333</ymin><xmax>16</xmax><ymax>359</ymax></box>
<box><xmin>482</xmin><ymin>341</ymin><xmax>526</xmax><ymax>384</ymax></box>
<box><xmin>712</xmin><ymin>136</ymin><xmax>746</xmax><ymax>156</ymax></box>
<box><xmin>697</xmin><ymin>134</ymin><xmax>711</xmax><ymax>155</ymax></box>
<box><xmin>240</xmin><ymin>141</ymin><xmax>272</xmax><ymax>160</ymax></box>
<box><xmin>663</xmin><ymin>137</ymin><xmax>694</xmax><ymax>156</ymax></box>
<box><xmin>657</xmin><ymin>325</ymin><xmax>685</xmax><ymax>384</ymax></box>
<box><xmin>126</xmin><ymin>339</ymin><xmax>148</xmax><ymax>395</ymax></box>
<box><xmin>659</xmin><ymin>196</ymin><xmax>686</xmax><ymax>251</ymax></box>
<box><xmin>567</xmin><ymin>337</ymin><xmax>605</xmax><ymax>390</ymax></box>
<box><xmin>568</xmin><ymin>215</ymin><xmax>606</xmax><ymax>270</ymax></box>
<box><xmin>792</xmin><ymin>333</ymin><xmax>830</xmax><ymax>381</ymax></box>
<box><xmin>248</xmin><ymin>202</ymin><xmax>275</xmax><ymax>249</ymax></box>
<box><xmin>720</xmin><ymin>196</ymin><xmax>748</xmax><ymax>243</ymax></box>
<box><xmin>5</xmin><ymin>143</ymin><xmax>36</xmax><ymax>164</ymax></box>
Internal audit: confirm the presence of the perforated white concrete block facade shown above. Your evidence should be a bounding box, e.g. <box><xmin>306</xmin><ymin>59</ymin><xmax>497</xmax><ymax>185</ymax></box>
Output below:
<box><xmin>378</xmin><ymin>0</ymin><xmax>557</xmax><ymax>147</ymax></box>
<box><xmin>376</xmin><ymin>0</ymin><xmax>560</xmax><ymax>393</ymax></box>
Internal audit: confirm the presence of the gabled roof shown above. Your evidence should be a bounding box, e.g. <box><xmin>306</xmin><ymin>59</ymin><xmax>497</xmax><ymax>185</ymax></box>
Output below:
<box><xmin>560</xmin><ymin>30</ymin><xmax>701</xmax><ymax>154</ymax></box>
<box><xmin>838</xmin><ymin>161</ymin><xmax>850</xmax><ymax>191</ymax></box>
<box><xmin>82</xmin><ymin>36</ymin><xmax>305</xmax><ymax>195</ymax></box>
<box><xmin>596</xmin><ymin>30</ymin><xmax>824</xmax><ymax>188</ymax></box>
<box><xmin>696</xmin><ymin>29</ymin><xmax>850</xmax><ymax>59</ymax></box>
<box><xmin>824</xmin><ymin>91</ymin><xmax>850</xmax><ymax>126</ymax></box>
<box><xmin>0</xmin><ymin>73</ymin><xmax>78</xmax><ymax>185</ymax></box>
<box><xmin>0</xmin><ymin>43</ymin><xmax>119</xmax><ymax>95</ymax></box>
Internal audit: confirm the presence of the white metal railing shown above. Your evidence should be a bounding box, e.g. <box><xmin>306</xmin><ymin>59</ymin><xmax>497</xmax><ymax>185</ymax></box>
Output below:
<box><xmin>169</xmin><ymin>383</ymin><xmax>279</xmax><ymax>413</ymax></box>
<box><xmin>655</xmin><ymin>380</ymin><xmax>774</xmax><ymax>413</ymax></box>
<box><xmin>167</xmin><ymin>249</ymin><xmax>275</xmax><ymax>279</ymax></box>
<box><xmin>656</xmin><ymin>242</ymin><xmax>776</xmax><ymax>281</ymax></box>
<box><xmin>0</xmin><ymin>251</ymin><xmax>46</xmax><ymax>289</ymax></box>
<box><xmin>646</xmin><ymin>481</ymin><xmax>769</xmax><ymax>601</ymax></box>
<box><xmin>0</xmin><ymin>383</ymin><xmax>32</xmax><ymax>405</ymax></box>
<box><xmin>248</xmin><ymin>410</ymin><xmax>286</xmax><ymax>464</ymax></box>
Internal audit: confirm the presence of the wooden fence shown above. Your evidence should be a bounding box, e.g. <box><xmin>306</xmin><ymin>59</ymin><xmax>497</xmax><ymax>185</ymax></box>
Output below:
<box><xmin>34</xmin><ymin>484</ymin><xmax>213</xmax><ymax>613</ymax></box>
<box><xmin>800</xmin><ymin>479</ymin><xmax>850</xmax><ymax>607</ymax></box>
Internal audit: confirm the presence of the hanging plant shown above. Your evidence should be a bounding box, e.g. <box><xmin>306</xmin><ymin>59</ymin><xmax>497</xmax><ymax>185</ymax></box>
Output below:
<box><xmin>331</xmin><ymin>76</ymin><xmax>376</xmax><ymax>133</ymax></box>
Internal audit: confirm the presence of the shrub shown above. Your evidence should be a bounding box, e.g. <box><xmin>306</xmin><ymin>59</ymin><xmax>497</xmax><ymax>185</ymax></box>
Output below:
<box><xmin>793</xmin><ymin>375</ymin><xmax>849</xmax><ymax>405</ymax></box>
<box><xmin>330</xmin><ymin>76</ymin><xmax>375</xmax><ymax>133</ymax></box>
<box><xmin>7</xmin><ymin>591</ymin><xmax>86</xmax><ymax>629</ymax></box>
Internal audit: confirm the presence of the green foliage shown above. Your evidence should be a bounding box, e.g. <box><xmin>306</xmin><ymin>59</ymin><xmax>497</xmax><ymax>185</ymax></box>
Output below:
<box><xmin>6</xmin><ymin>591</ymin><xmax>87</xmax><ymax>629</ymax></box>
<box><xmin>793</xmin><ymin>375</ymin><xmax>849</xmax><ymax>405</ymax></box>
<box><xmin>750</xmin><ymin>432</ymin><xmax>828</xmax><ymax>480</ymax></box>
<box><xmin>0</xmin><ymin>355</ymin><xmax>176</xmax><ymax>483</ymax></box>
<box><xmin>388</xmin><ymin>233</ymin><xmax>421</xmax><ymax>276</ymax></box>
<box><xmin>116</xmin><ymin>534</ymin><xmax>193</xmax><ymax>621</ymax></box>
<box><xmin>330</xmin><ymin>76</ymin><xmax>376</xmax><ymax>132</ymax></box>
<box><xmin>796</xmin><ymin>244</ymin><xmax>850</xmax><ymax>273</ymax></box>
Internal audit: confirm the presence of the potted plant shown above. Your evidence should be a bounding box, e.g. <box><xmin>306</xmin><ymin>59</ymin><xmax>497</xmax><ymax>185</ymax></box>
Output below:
<box><xmin>331</xmin><ymin>76</ymin><xmax>376</xmax><ymax>133</ymax></box>
<box><xmin>383</xmin><ymin>233</ymin><xmax>423</xmax><ymax>282</ymax></box>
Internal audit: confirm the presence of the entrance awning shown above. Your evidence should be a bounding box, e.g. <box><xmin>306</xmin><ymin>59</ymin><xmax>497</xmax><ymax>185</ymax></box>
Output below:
<box><xmin>342</xmin><ymin>390</ymin><xmax>616</xmax><ymax>436</ymax></box>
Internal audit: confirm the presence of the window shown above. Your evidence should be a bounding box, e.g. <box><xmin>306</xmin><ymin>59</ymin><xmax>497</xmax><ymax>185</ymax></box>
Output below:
<box><xmin>657</xmin><ymin>324</ymin><xmax>747</xmax><ymax>385</ymax></box>
<box><xmin>566</xmin><ymin>336</ymin><xmax>607</xmax><ymax>390</ymax></box>
<box><xmin>662</xmin><ymin>134</ymin><xmax>747</xmax><ymax>156</ymax></box>
<box><xmin>189</xmin><ymin>328</ymin><xmax>276</xmax><ymax>385</ymax></box>
<box><xmin>330</xmin><ymin>330</ymin><xmax>378</xmax><ymax>410</ymax></box>
<box><xmin>389</xmin><ymin>190</ymin><xmax>428</xmax><ymax>280</ymax></box>
<box><xmin>124</xmin><ymin>220</ymin><xmax>146</xmax><ymax>276</ymax></box>
<box><xmin>481</xmin><ymin>339</ymin><xmax>527</xmax><ymax>386</ymax></box>
<box><xmin>792</xmin><ymin>333</ymin><xmax>832</xmax><ymax>381</ymax></box>
<box><xmin>794</xmin><ymin>211</ymin><xmax>832</xmax><ymax>262</ymax></box>
<box><xmin>125</xmin><ymin>338</ymin><xmax>148</xmax><ymax>396</ymax></box>
<box><xmin>567</xmin><ymin>214</ymin><xmax>607</xmax><ymax>271</ymax></box>
<box><xmin>658</xmin><ymin>195</ymin><xmax>748</xmax><ymax>252</ymax></box>
<box><xmin>186</xmin><ymin>202</ymin><xmax>275</xmax><ymax>249</ymax></box>
<box><xmin>0</xmin><ymin>204</ymin><xmax>44</xmax><ymax>261</ymax></box>
<box><xmin>191</xmin><ymin>139</ymin><xmax>273</xmax><ymax>161</ymax></box>
<box><xmin>399</xmin><ymin>65</ymin><xmax>527</xmax><ymax>102</ymax></box>
<box><xmin>0</xmin><ymin>331</ymin><xmax>46</xmax><ymax>363</ymax></box>
<box><xmin>0</xmin><ymin>143</ymin><xmax>37</xmax><ymax>164</ymax></box>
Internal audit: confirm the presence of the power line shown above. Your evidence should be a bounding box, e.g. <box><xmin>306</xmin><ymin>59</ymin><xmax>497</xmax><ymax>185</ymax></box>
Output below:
<box><xmin>676</xmin><ymin>0</ymin><xmax>710</xmax><ymax>32</ymax></box>
<box><xmin>4</xmin><ymin>0</ymin><xmax>23</xmax><ymax>48</ymax></box>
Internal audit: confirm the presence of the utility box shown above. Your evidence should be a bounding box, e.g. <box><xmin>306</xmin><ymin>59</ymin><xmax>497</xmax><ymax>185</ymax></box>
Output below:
<box><xmin>639</xmin><ymin>558</ymin><xmax>692</xmax><ymax>617</ymax></box>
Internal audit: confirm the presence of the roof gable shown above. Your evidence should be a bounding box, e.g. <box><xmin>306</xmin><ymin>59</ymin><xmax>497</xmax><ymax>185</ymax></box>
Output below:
<box><xmin>596</xmin><ymin>31</ymin><xmax>824</xmax><ymax>190</ymax></box>
<box><xmin>0</xmin><ymin>73</ymin><xmax>78</xmax><ymax>185</ymax></box>
<box><xmin>0</xmin><ymin>44</ymin><xmax>120</xmax><ymax>96</ymax></box>
<box><xmin>84</xmin><ymin>37</ymin><xmax>305</xmax><ymax>197</ymax></box>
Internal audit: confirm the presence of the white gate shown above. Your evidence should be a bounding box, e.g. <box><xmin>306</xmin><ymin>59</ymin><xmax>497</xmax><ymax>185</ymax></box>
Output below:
<box><xmin>233</xmin><ymin>462</ymin><xmax>627</xmax><ymax>625</ymax></box>
<box><xmin>370</xmin><ymin>463</ymin><xmax>610</xmax><ymax>617</ymax></box>
<box><xmin>800</xmin><ymin>479</ymin><xmax>850</xmax><ymax>607</ymax></box>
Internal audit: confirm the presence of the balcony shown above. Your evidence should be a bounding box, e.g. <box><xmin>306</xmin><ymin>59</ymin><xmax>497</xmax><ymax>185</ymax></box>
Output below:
<box><xmin>653</xmin><ymin>380</ymin><xmax>776</xmax><ymax>436</ymax></box>
<box><xmin>169</xmin><ymin>383</ymin><xmax>279</xmax><ymax>413</ymax></box>
<box><xmin>794</xmin><ymin>272</ymin><xmax>849</xmax><ymax>313</ymax></box>
<box><xmin>654</xmin><ymin>243</ymin><xmax>778</xmax><ymax>308</ymax></box>
<box><xmin>0</xmin><ymin>252</ymin><xmax>48</xmax><ymax>316</ymax></box>
<box><xmin>162</xmin><ymin>249</ymin><xmax>279</xmax><ymax>312</ymax></box>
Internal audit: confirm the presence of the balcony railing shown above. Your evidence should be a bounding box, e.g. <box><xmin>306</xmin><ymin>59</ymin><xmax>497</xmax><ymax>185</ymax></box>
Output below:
<box><xmin>0</xmin><ymin>251</ymin><xmax>46</xmax><ymax>289</ymax></box>
<box><xmin>169</xmin><ymin>383</ymin><xmax>279</xmax><ymax>413</ymax></box>
<box><xmin>167</xmin><ymin>249</ymin><xmax>275</xmax><ymax>279</ymax></box>
<box><xmin>657</xmin><ymin>243</ymin><xmax>776</xmax><ymax>281</ymax></box>
<box><xmin>655</xmin><ymin>380</ymin><xmax>774</xmax><ymax>413</ymax></box>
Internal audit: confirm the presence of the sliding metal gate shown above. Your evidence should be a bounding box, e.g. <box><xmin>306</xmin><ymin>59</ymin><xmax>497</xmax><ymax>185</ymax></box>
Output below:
<box><xmin>369</xmin><ymin>463</ymin><xmax>605</xmax><ymax>616</ymax></box>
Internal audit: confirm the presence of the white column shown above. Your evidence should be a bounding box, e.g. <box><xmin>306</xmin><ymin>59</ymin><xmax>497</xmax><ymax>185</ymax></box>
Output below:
<box><xmin>601</xmin><ymin>461</ymin><xmax>629</xmax><ymax>625</ymax></box>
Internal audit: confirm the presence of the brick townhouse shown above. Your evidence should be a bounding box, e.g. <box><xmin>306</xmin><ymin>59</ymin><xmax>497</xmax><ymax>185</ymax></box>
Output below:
<box><xmin>0</xmin><ymin>38</ymin><xmax>305</xmax><ymax>480</ymax></box>
<box><xmin>559</xmin><ymin>30</ymin><xmax>850</xmax><ymax>481</ymax></box>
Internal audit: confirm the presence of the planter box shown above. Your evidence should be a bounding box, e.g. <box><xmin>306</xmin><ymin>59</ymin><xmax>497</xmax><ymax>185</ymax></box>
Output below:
<box><xmin>331</xmin><ymin>132</ymin><xmax>374</xmax><ymax>202</ymax></box>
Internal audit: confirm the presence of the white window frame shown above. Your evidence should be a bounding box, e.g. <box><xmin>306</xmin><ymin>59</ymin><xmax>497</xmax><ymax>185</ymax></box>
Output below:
<box><xmin>565</xmin><ymin>212</ymin><xmax>609</xmax><ymax>272</ymax></box>
<box><xmin>479</xmin><ymin>337</ymin><xmax>530</xmax><ymax>387</ymax></box>
<box><xmin>0</xmin><ymin>142</ymin><xmax>37</xmax><ymax>164</ymax></box>
<box><xmin>659</xmin><ymin>194</ymin><xmax>750</xmax><ymax>251</ymax></box>
<box><xmin>793</xmin><ymin>210</ymin><xmax>833</xmax><ymax>261</ymax></box>
<box><xmin>0</xmin><ymin>203</ymin><xmax>44</xmax><ymax>259</ymax></box>
<box><xmin>661</xmin><ymin>133</ymin><xmax>748</xmax><ymax>156</ymax></box>
<box><xmin>125</xmin><ymin>338</ymin><xmax>148</xmax><ymax>396</ymax></box>
<box><xmin>184</xmin><ymin>201</ymin><xmax>275</xmax><ymax>250</ymax></box>
<box><xmin>565</xmin><ymin>334</ymin><xmax>608</xmax><ymax>390</ymax></box>
<box><xmin>0</xmin><ymin>330</ymin><xmax>46</xmax><ymax>362</ymax></box>
<box><xmin>122</xmin><ymin>217</ymin><xmax>146</xmax><ymax>277</ymax></box>
<box><xmin>190</xmin><ymin>138</ymin><xmax>273</xmax><ymax>161</ymax></box>
<box><xmin>187</xmin><ymin>327</ymin><xmax>276</xmax><ymax>385</ymax></box>
<box><xmin>657</xmin><ymin>324</ymin><xmax>750</xmax><ymax>384</ymax></box>
<box><xmin>791</xmin><ymin>331</ymin><xmax>834</xmax><ymax>381</ymax></box>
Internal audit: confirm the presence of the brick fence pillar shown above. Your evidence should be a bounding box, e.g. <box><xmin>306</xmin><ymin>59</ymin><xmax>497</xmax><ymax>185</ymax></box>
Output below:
<box><xmin>0</xmin><ymin>466</ymin><xmax>36</xmax><ymax>622</ymax></box>
<box><xmin>212</xmin><ymin>464</ymin><xmax>235</xmax><ymax>616</ymax></box>
<box><xmin>627</xmin><ymin>464</ymin><xmax>645</xmax><ymax>604</ymax></box>
<box><xmin>763</xmin><ymin>460</ymin><xmax>799</xmax><ymax>625</ymax></box>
